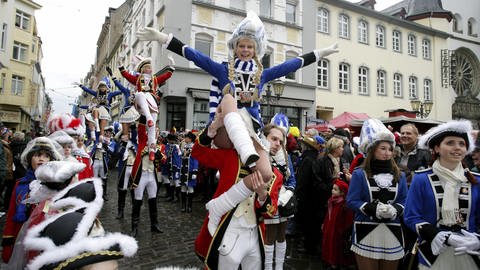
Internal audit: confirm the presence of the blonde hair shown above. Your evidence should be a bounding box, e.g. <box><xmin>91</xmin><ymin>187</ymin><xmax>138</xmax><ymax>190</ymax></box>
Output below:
<box><xmin>222</xmin><ymin>55</ymin><xmax>263</xmax><ymax>100</ymax></box>
<box><xmin>325</xmin><ymin>137</ymin><xmax>344</xmax><ymax>155</ymax></box>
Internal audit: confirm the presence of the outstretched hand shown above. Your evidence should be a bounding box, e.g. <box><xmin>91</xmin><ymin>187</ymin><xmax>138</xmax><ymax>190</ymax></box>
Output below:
<box><xmin>315</xmin><ymin>43</ymin><xmax>339</xmax><ymax>59</ymax></box>
<box><xmin>136</xmin><ymin>27</ymin><xmax>169</xmax><ymax>44</ymax></box>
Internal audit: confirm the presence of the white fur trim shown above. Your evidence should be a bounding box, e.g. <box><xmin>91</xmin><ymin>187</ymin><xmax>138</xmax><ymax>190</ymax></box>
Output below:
<box><xmin>26</xmin><ymin>233</ymin><xmax>138</xmax><ymax>270</ymax></box>
<box><xmin>50</xmin><ymin>178</ymin><xmax>103</xmax><ymax>210</ymax></box>
<box><xmin>418</xmin><ymin>120</ymin><xmax>474</xmax><ymax>154</ymax></box>
<box><xmin>35</xmin><ymin>161</ymin><xmax>86</xmax><ymax>184</ymax></box>
<box><xmin>21</xmin><ymin>137</ymin><xmax>63</xmax><ymax>169</ymax></box>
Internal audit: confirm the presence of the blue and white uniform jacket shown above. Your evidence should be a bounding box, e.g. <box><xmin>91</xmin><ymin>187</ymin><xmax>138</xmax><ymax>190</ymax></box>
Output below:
<box><xmin>180</xmin><ymin>142</ymin><xmax>199</xmax><ymax>187</ymax></box>
<box><xmin>162</xmin><ymin>143</ymin><xmax>181</xmax><ymax>181</ymax></box>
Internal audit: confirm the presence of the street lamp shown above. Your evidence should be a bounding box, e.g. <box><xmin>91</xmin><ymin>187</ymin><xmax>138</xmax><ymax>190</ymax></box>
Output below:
<box><xmin>410</xmin><ymin>96</ymin><xmax>433</xmax><ymax>118</ymax></box>
<box><xmin>264</xmin><ymin>79</ymin><xmax>285</xmax><ymax>118</ymax></box>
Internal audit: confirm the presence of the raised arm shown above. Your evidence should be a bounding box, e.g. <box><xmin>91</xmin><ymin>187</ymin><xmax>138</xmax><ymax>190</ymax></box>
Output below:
<box><xmin>136</xmin><ymin>27</ymin><xmax>226</xmax><ymax>79</ymax></box>
<box><xmin>260</xmin><ymin>43</ymin><xmax>339</xmax><ymax>89</ymax></box>
<box><xmin>78</xmin><ymin>84</ymin><xmax>97</xmax><ymax>97</ymax></box>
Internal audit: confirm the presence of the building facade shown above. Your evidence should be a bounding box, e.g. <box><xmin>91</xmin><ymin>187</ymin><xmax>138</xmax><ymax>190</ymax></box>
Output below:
<box><xmin>0</xmin><ymin>0</ymin><xmax>50</xmax><ymax>132</ymax></box>
<box><xmin>81</xmin><ymin>0</ymin><xmax>479</xmax><ymax>131</ymax></box>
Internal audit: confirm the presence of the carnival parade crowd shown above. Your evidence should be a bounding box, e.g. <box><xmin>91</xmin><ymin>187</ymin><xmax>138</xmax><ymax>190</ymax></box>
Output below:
<box><xmin>0</xmin><ymin>11</ymin><xmax>479</xmax><ymax>270</ymax></box>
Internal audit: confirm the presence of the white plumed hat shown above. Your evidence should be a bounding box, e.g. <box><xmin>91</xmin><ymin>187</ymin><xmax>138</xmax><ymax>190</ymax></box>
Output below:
<box><xmin>358</xmin><ymin>118</ymin><xmax>395</xmax><ymax>154</ymax></box>
<box><xmin>228</xmin><ymin>11</ymin><xmax>268</xmax><ymax>58</ymax></box>
<box><xmin>418</xmin><ymin>119</ymin><xmax>474</xmax><ymax>154</ymax></box>
<box><xmin>21</xmin><ymin>137</ymin><xmax>63</xmax><ymax>169</ymax></box>
<box><xmin>47</xmin><ymin>113</ymin><xmax>85</xmax><ymax>136</ymax></box>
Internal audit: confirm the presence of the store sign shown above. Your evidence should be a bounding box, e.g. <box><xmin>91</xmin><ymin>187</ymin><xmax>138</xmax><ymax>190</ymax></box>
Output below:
<box><xmin>0</xmin><ymin>110</ymin><xmax>20</xmax><ymax>123</ymax></box>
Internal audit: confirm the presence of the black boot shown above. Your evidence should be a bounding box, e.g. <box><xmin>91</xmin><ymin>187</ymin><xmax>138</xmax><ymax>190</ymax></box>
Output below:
<box><xmin>160</xmin><ymin>183</ymin><xmax>169</xmax><ymax>198</ymax></box>
<box><xmin>187</xmin><ymin>193</ymin><xmax>193</xmax><ymax>213</ymax></box>
<box><xmin>116</xmin><ymin>190</ymin><xmax>127</xmax><ymax>219</ymax></box>
<box><xmin>131</xmin><ymin>199</ymin><xmax>142</xmax><ymax>237</ymax></box>
<box><xmin>148</xmin><ymin>198</ymin><xmax>163</xmax><ymax>233</ymax></box>
<box><xmin>102</xmin><ymin>178</ymin><xmax>108</xmax><ymax>201</ymax></box>
<box><xmin>172</xmin><ymin>187</ymin><xmax>180</xmax><ymax>203</ymax></box>
<box><xmin>165</xmin><ymin>185</ymin><xmax>174</xmax><ymax>202</ymax></box>
<box><xmin>180</xmin><ymin>192</ymin><xmax>187</xmax><ymax>212</ymax></box>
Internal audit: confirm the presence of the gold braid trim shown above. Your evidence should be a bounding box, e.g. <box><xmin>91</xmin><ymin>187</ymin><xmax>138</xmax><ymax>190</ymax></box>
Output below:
<box><xmin>252</xmin><ymin>56</ymin><xmax>263</xmax><ymax>101</ymax></box>
<box><xmin>54</xmin><ymin>250</ymin><xmax>123</xmax><ymax>270</ymax></box>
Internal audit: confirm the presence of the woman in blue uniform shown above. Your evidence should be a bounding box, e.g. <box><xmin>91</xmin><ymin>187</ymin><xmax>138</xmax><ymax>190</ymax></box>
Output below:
<box><xmin>404</xmin><ymin>120</ymin><xmax>480</xmax><ymax>270</ymax></box>
<box><xmin>346</xmin><ymin>119</ymin><xmax>407</xmax><ymax>270</ymax></box>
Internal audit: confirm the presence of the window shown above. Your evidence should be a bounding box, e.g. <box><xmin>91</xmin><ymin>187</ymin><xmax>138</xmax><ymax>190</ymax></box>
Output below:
<box><xmin>260</xmin><ymin>0</ymin><xmax>272</xmax><ymax>18</ymax></box>
<box><xmin>317</xmin><ymin>59</ymin><xmax>329</xmax><ymax>88</ymax></box>
<box><xmin>0</xmin><ymin>73</ymin><xmax>5</xmax><ymax>94</ymax></box>
<box><xmin>13</xmin><ymin>41</ymin><xmax>28</xmax><ymax>62</ymax></box>
<box><xmin>358</xmin><ymin>20</ymin><xmax>368</xmax><ymax>44</ymax></box>
<box><xmin>376</xmin><ymin>25</ymin><xmax>385</xmax><ymax>48</ymax></box>
<box><xmin>286</xmin><ymin>2</ymin><xmax>296</xmax><ymax>24</ymax></box>
<box><xmin>424</xmin><ymin>79</ymin><xmax>432</xmax><ymax>101</ymax></box>
<box><xmin>195</xmin><ymin>33</ymin><xmax>213</xmax><ymax>58</ymax></box>
<box><xmin>408</xmin><ymin>76</ymin><xmax>417</xmax><ymax>99</ymax></box>
<box><xmin>15</xmin><ymin>10</ymin><xmax>30</xmax><ymax>31</ymax></box>
<box><xmin>230</xmin><ymin>0</ymin><xmax>245</xmax><ymax>10</ymax></box>
<box><xmin>285</xmin><ymin>51</ymin><xmax>298</xmax><ymax>80</ymax></box>
<box><xmin>393</xmin><ymin>73</ymin><xmax>402</xmax><ymax>97</ymax></box>
<box><xmin>338</xmin><ymin>63</ymin><xmax>350</xmax><ymax>92</ymax></box>
<box><xmin>377</xmin><ymin>70</ymin><xmax>386</xmax><ymax>95</ymax></box>
<box><xmin>12</xmin><ymin>75</ymin><xmax>24</xmax><ymax>95</ymax></box>
<box><xmin>1</xmin><ymin>24</ymin><xmax>6</xmax><ymax>50</ymax></box>
<box><xmin>407</xmin><ymin>34</ymin><xmax>416</xmax><ymax>56</ymax></box>
<box><xmin>468</xmin><ymin>18</ymin><xmax>477</xmax><ymax>36</ymax></box>
<box><xmin>358</xmin><ymin>66</ymin><xmax>369</xmax><ymax>95</ymax></box>
<box><xmin>452</xmin><ymin>14</ymin><xmax>462</xmax><ymax>33</ymax></box>
<box><xmin>422</xmin><ymin>39</ymin><xmax>431</xmax><ymax>59</ymax></box>
<box><xmin>338</xmin><ymin>14</ymin><xmax>350</xmax><ymax>39</ymax></box>
<box><xmin>392</xmin><ymin>30</ymin><xmax>401</xmax><ymax>52</ymax></box>
<box><xmin>317</xmin><ymin>8</ymin><xmax>329</xmax><ymax>33</ymax></box>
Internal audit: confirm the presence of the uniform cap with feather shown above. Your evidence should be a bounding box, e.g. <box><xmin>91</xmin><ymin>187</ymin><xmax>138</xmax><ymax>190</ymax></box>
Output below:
<box><xmin>48</xmin><ymin>130</ymin><xmax>75</xmax><ymax>146</ymax></box>
<box><xmin>418</xmin><ymin>120</ymin><xmax>474</xmax><ymax>154</ymax></box>
<box><xmin>21</xmin><ymin>137</ymin><xmax>63</xmax><ymax>169</ymax></box>
<box><xmin>270</xmin><ymin>113</ymin><xmax>289</xmax><ymax>135</ymax></box>
<box><xmin>135</xmin><ymin>56</ymin><xmax>152</xmax><ymax>73</ymax></box>
<box><xmin>228</xmin><ymin>11</ymin><xmax>268</xmax><ymax>58</ymax></box>
<box><xmin>47</xmin><ymin>113</ymin><xmax>85</xmax><ymax>137</ymax></box>
<box><xmin>358</xmin><ymin>118</ymin><xmax>395</xmax><ymax>154</ymax></box>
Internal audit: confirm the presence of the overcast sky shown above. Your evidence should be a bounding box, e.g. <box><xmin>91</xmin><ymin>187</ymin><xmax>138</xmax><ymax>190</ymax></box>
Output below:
<box><xmin>35</xmin><ymin>0</ymin><xmax>402</xmax><ymax>115</ymax></box>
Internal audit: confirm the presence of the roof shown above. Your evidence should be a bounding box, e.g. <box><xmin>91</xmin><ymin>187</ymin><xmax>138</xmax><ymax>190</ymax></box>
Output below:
<box><xmin>405</xmin><ymin>0</ymin><xmax>452</xmax><ymax>21</ymax></box>
<box><xmin>349</xmin><ymin>115</ymin><xmax>445</xmax><ymax>134</ymax></box>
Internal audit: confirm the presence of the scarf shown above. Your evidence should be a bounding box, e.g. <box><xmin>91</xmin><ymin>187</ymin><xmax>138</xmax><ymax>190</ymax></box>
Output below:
<box><xmin>370</xmin><ymin>159</ymin><xmax>392</xmax><ymax>174</ymax></box>
<box><xmin>327</xmin><ymin>195</ymin><xmax>345</xmax><ymax>219</ymax></box>
<box><xmin>328</xmin><ymin>153</ymin><xmax>341</xmax><ymax>177</ymax></box>
<box><xmin>13</xmin><ymin>169</ymin><xmax>36</xmax><ymax>223</ymax></box>
<box><xmin>432</xmin><ymin>160</ymin><xmax>467</xmax><ymax>226</ymax></box>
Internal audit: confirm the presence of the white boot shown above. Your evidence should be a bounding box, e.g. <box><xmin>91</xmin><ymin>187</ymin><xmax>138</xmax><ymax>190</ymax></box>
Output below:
<box><xmin>264</xmin><ymin>244</ymin><xmax>274</xmax><ymax>270</ymax></box>
<box><xmin>205</xmin><ymin>180</ymin><xmax>252</xmax><ymax>236</ymax></box>
<box><xmin>223</xmin><ymin>112</ymin><xmax>259</xmax><ymax>167</ymax></box>
<box><xmin>275</xmin><ymin>241</ymin><xmax>286</xmax><ymax>270</ymax></box>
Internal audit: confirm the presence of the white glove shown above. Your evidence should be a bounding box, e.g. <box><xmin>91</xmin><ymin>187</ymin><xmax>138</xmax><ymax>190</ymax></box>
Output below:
<box><xmin>379</xmin><ymin>204</ymin><xmax>397</xmax><ymax>220</ymax></box>
<box><xmin>375</xmin><ymin>202</ymin><xmax>388</xmax><ymax>219</ymax></box>
<box><xmin>278</xmin><ymin>189</ymin><xmax>294</xmax><ymax>206</ymax></box>
<box><xmin>191</xmin><ymin>174</ymin><xmax>197</xmax><ymax>180</ymax></box>
<box><xmin>431</xmin><ymin>231</ymin><xmax>451</xmax><ymax>255</ymax></box>
<box><xmin>167</xmin><ymin>54</ymin><xmax>175</xmax><ymax>66</ymax></box>
<box><xmin>314</xmin><ymin>43</ymin><xmax>339</xmax><ymax>59</ymax></box>
<box><xmin>453</xmin><ymin>230</ymin><xmax>480</xmax><ymax>255</ymax></box>
<box><xmin>136</xmin><ymin>27</ymin><xmax>169</xmax><ymax>44</ymax></box>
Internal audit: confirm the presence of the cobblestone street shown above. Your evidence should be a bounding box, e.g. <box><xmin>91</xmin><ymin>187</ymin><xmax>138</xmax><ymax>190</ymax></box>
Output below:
<box><xmin>0</xmin><ymin>170</ymin><xmax>325</xmax><ymax>270</ymax></box>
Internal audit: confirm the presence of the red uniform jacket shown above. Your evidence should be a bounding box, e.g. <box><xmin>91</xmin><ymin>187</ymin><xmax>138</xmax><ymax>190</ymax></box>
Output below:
<box><xmin>192</xmin><ymin>131</ymin><xmax>276</xmax><ymax>270</ymax></box>
<box><xmin>119</xmin><ymin>67</ymin><xmax>174</xmax><ymax>103</ymax></box>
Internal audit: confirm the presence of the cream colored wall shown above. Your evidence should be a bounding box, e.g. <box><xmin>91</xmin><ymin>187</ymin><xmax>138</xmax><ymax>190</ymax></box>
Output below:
<box><xmin>314</xmin><ymin>4</ymin><xmax>450</xmax><ymax>121</ymax></box>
